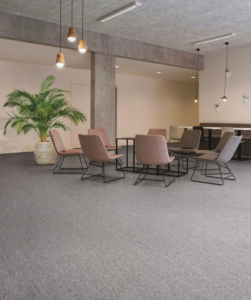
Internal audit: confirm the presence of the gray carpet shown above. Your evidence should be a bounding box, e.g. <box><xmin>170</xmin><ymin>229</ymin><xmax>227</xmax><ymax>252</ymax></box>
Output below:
<box><xmin>1</xmin><ymin>148</ymin><xmax>251</xmax><ymax>300</ymax></box>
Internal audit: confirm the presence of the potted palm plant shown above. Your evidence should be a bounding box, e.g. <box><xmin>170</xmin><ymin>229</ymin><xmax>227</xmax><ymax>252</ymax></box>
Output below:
<box><xmin>3</xmin><ymin>75</ymin><xmax>87</xmax><ymax>165</ymax></box>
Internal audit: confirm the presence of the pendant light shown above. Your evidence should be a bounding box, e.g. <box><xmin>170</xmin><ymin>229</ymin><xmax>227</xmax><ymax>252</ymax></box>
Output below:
<box><xmin>221</xmin><ymin>42</ymin><xmax>229</xmax><ymax>101</ymax></box>
<box><xmin>67</xmin><ymin>0</ymin><xmax>77</xmax><ymax>42</ymax></box>
<box><xmin>194</xmin><ymin>48</ymin><xmax>200</xmax><ymax>103</ymax></box>
<box><xmin>56</xmin><ymin>0</ymin><xmax>65</xmax><ymax>67</ymax></box>
<box><xmin>78</xmin><ymin>0</ymin><xmax>87</xmax><ymax>53</ymax></box>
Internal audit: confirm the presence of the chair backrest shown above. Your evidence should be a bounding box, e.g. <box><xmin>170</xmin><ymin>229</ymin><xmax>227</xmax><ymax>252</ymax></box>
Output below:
<box><xmin>50</xmin><ymin>130</ymin><xmax>66</xmax><ymax>154</ymax></box>
<box><xmin>216</xmin><ymin>136</ymin><xmax>242</xmax><ymax>163</ymax></box>
<box><xmin>169</xmin><ymin>126</ymin><xmax>179</xmax><ymax>139</ymax></box>
<box><xmin>193</xmin><ymin>126</ymin><xmax>205</xmax><ymax>142</ymax></box>
<box><xmin>135</xmin><ymin>135</ymin><xmax>171</xmax><ymax>165</ymax></box>
<box><xmin>179</xmin><ymin>130</ymin><xmax>201</xmax><ymax>150</ymax></box>
<box><xmin>147</xmin><ymin>129</ymin><xmax>167</xmax><ymax>139</ymax></box>
<box><xmin>88</xmin><ymin>128</ymin><xmax>111</xmax><ymax>147</ymax></box>
<box><xmin>215</xmin><ymin>131</ymin><xmax>235</xmax><ymax>152</ymax></box>
<box><xmin>78</xmin><ymin>134</ymin><xmax>111</xmax><ymax>162</ymax></box>
<box><xmin>221</xmin><ymin>127</ymin><xmax>234</xmax><ymax>138</ymax></box>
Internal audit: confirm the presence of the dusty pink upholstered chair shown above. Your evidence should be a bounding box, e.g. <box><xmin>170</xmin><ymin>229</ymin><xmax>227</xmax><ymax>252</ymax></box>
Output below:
<box><xmin>88</xmin><ymin>128</ymin><xmax>121</xmax><ymax>151</ymax></box>
<box><xmin>88</xmin><ymin>128</ymin><xmax>123</xmax><ymax>165</ymax></box>
<box><xmin>79</xmin><ymin>134</ymin><xmax>125</xmax><ymax>183</ymax></box>
<box><xmin>147</xmin><ymin>129</ymin><xmax>167</xmax><ymax>139</ymax></box>
<box><xmin>50</xmin><ymin>130</ymin><xmax>87</xmax><ymax>174</ymax></box>
<box><xmin>135</xmin><ymin>135</ymin><xmax>175</xmax><ymax>187</ymax></box>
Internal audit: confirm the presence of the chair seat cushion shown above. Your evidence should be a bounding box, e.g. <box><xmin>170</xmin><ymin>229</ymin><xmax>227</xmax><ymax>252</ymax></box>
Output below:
<box><xmin>109</xmin><ymin>154</ymin><xmax>123</xmax><ymax>160</ymax></box>
<box><xmin>106</xmin><ymin>145</ymin><xmax>121</xmax><ymax>151</ymax></box>
<box><xmin>169</xmin><ymin>147</ymin><xmax>196</xmax><ymax>154</ymax></box>
<box><xmin>193</xmin><ymin>154</ymin><xmax>218</xmax><ymax>162</ymax></box>
<box><xmin>195</xmin><ymin>149</ymin><xmax>218</xmax><ymax>155</ymax></box>
<box><xmin>60</xmin><ymin>149</ymin><xmax>82</xmax><ymax>156</ymax></box>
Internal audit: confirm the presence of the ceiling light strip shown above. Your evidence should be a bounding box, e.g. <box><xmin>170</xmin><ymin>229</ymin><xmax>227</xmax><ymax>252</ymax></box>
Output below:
<box><xmin>192</xmin><ymin>33</ymin><xmax>236</xmax><ymax>45</ymax></box>
<box><xmin>98</xmin><ymin>2</ymin><xmax>142</xmax><ymax>22</ymax></box>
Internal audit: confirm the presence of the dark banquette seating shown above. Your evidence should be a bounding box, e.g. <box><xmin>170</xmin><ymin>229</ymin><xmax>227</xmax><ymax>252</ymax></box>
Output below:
<box><xmin>199</xmin><ymin>123</ymin><xmax>251</xmax><ymax>155</ymax></box>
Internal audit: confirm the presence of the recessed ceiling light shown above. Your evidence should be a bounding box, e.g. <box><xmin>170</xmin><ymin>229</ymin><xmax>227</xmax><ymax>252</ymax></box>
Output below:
<box><xmin>98</xmin><ymin>2</ymin><xmax>142</xmax><ymax>22</ymax></box>
<box><xmin>115</xmin><ymin>66</ymin><xmax>119</xmax><ymax>68</ymax></box>
<box><xmin>156</xmin><ymin>72</ymin><xmax>162</xmax><ymax>74</ymax></box>
<box><xmin>192</xmin><ymin>33</ymin><xmax>236</xmax><ymax>45</ymax></box>
<box><xmin>191</xmin><ymin>76</ymin><xmax>196</xmax><ymax>78</ymax></box>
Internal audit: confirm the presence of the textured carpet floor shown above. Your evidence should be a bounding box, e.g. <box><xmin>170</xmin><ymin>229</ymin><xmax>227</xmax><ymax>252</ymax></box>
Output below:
<box><xmin>1</xmin><ymin>149</ymin><xmax>251</xmax><ymax>300</ymax></box>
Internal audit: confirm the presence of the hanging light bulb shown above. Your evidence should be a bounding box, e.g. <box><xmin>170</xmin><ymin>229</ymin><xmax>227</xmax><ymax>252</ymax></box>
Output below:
<box><xmin>78</xmin><ymin>0</ymin><xmax>87</xmax><ymax>53</ymax></box>
<box><xmin>56</xmin><ymin>53</ymin><xmax>65</xmax><ymax>67</ymax></box>
<box><xmin>194</xmin><ymin>48</ymin><xmax>200</xmax><ymax>103</ymax></box>
<box><xmin>221</xmin><ymin>42</ymin><xmax>229</xmax><ymax>101</ymax></box>
<box><xmin>67</xmin><ymin>0</ymin><xmax>77</xmax><ymax>42</ymax></box>
<box><xmin>56</xmin><ymin>0</ymin><xmax>65</xmax><ymax>67</ymax></box>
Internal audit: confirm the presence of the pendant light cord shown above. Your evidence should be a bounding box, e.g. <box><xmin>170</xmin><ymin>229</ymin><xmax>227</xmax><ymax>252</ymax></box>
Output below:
<box><xmin>82</xmin><ymin>0</ymin><xmax>84</xmax><ymax>39</ymax></box>
<box><xmin>71</xmin><ymin>0</ymin><xmax>73</xmax><ymax>27</ymax></box>
<box><xmin>60</xmin><ymin>0</ymin><xmax>61</xmax><ymax>52</ymax></box>
<box><xmin>195</xmin><ymin>48</ymin><xmax>200</xmax><ymax>98</ymax></box>
<box><xmin>223</xmin><ymin>42</ymin><xmax>229</xmax><ymax>96</ymax></box>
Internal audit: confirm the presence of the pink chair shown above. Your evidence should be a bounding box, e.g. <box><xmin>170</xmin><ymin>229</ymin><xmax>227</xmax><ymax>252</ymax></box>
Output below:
<box><xmin>147</xmin><ymin>129</ymin><xmax>167</xmax><ymax>139</ymax></box>
<box><xmin>88</xmin><ymin>128</ymin><xmax>122</xmax><ymax>165</ymax></box>
<box><xmin>135</xmin><ymin>135</ymin><xmax>175</xmax><ymax>187</ymax></box>
<box><xmin>79</xmin><ymin>134</ymin><xmax>125</xmax><ymax>183</ymax></box>
<box><xmin>50</xmin><ymin>130</ymin><xmax>87</xmax><ymax>174</ymax></box>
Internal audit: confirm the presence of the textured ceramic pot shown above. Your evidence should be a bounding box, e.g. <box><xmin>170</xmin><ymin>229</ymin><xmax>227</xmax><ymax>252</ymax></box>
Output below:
<box><xmin>225</xmin><ymin>72</ymin><xmax>231</xmax><ymax>79</ymax></box>
<box><xmin>34</xmin><ymin>142</ymin><xmax>57</xmax><ymax>165</ymax></box>
<box><xmin>214</xmin><ymin>106</ymin><xmax>221</xmax><ymax>113</ymax></box>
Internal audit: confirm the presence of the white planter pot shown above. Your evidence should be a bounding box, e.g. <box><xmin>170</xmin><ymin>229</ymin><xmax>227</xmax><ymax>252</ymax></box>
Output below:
<box><xmin>225</xmin><ymin>72</ymin><xmax>231</xmax><ymax>79</ymax></box>
<box><xmin>214</xmin><ymin>106</ymin><xmax>221</xmax><ymax>113</ymax></box>
<box><xmin>242</xmin><ymin>97</ymin><xmax>249</xmax><ymax>106</ymax></box>
<box><xmin>34</xmin><ymin>141</ymin><xmax>57</xmax><ymax>165</ymax></box>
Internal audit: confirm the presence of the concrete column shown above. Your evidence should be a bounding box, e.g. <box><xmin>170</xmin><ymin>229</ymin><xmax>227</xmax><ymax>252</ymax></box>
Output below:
<box><xmin>91</xmin><ymin>52</ymin><xmax>116</xmax><ymax>143</ymax></box>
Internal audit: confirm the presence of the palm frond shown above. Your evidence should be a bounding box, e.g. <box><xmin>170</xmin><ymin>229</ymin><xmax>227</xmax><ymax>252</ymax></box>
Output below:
<box><xmin>39</xmin><ymin>75</ymin><xmax>56</xmax><ymax>93</ymax></box>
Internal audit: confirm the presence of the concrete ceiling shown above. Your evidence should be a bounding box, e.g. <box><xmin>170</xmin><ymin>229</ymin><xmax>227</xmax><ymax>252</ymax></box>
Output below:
<box><xmin>0</xmin><ymin>0</ymin><xmax>250</xmax><ymax>54</ymax></box>
<box><xmin>0</xmin><ymin>38</ymin><xmax>197</xmax><ymax>82</ymax></box>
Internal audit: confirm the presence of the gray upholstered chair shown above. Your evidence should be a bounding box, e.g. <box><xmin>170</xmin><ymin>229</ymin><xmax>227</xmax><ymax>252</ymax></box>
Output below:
<box><xmin>135</xmin><ymin>135</ymin><xmax>175</xmax><ymax>188</ymax></box>
<box><xmin>50</xmin><ymin>130</ymin><xmax>87</xmax><ymax>174</ymax></box>
<box><xmin>147</xmin><ymin>129</ymin><xmax>167</xmax><ymax>139</ymax></box>
<box><xmin>169</xmin><ymin>130</ymin><xmax>201</xmax><ymax>155</ymax></box>
<box><xmin>79</xmin><ymin>134</ymin><xmax>125</xmax><ymax>183</ymax></box>
<box><xmin>191</xmin><ymin>135</ymin><xmax>242</xmax><ymax>186</ymax></box>
<box><xmin>195</xmin><ymin>131</ymin><xmax>235</xmax><ymax>155</ymax></box>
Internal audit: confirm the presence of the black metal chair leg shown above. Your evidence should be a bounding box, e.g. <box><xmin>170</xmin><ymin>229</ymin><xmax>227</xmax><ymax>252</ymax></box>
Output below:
<box><xmin>53</xmin><ymin>155</ymin><xmax>85</xmax><ymax>174</ymax></box>
<box><xmin>103</xmin><ymin>162</ymin><xmax>125</xmax><ymax>183</ymax></box>
<box><xmin>160</xmin><ymin>165</ymin><xmax>175</xmax><ymax>188</ymax></box>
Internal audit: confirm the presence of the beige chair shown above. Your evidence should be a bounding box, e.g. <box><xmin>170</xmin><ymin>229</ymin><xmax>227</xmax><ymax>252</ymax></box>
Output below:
<box><xmin>147</xmin><ymin>129</ymin><xmax>167</xmax><ymax>139</ymax></box>
<box><xmin>168</xmin><ymin>126</ymin><xmax>181</xmax><ymax>145</ymax></box>
<box><xmin>50</xmin><ymin>130</ymin><xmax>87</xmax><ymax>174</ymax></box>
<box><xmin>191</xmin><ymin>136</ymin><xmax>242</xmax><ymax>186</ymax></box>
<box><xmin>195</xmin><ymin>131</ymin><xmax>235</xmax><ymax>155</ymax></box>
<box><xmin>135</xmin><ymin>135</ymin><xmax>175</xmax><ymax>188</ymax></box>
<box><xmin>79</xmin><ymin>134</ymin><xmax>125</xmax><ymax>183</ymax></box>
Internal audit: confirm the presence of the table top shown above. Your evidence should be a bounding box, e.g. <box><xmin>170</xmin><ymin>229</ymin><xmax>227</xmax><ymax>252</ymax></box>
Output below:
<box><xmin>116</xmin><ymin>137</ymin><xmax>135</xmax><ymax>140</ymax></box>
<box><xmin>178</xmin><ymin>126</ymin><xmax>251</xmax><ymax>131</ymax></box>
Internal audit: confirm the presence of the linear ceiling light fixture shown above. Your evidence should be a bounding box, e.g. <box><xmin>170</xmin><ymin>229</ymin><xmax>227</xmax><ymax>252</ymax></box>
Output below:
<box><xmin>194</xmin><ymin>49</ymin><xmax>200</xmax><ymax>103</ymax></box>
<box><xmin>67</xmin><ymin>0</ymin><xmax>77</xmax><ymax>42</ymax></box>
<box><xmin>98</xmin><ymin>2</ymin><xmax>142</xmax><ymax>22</ymax></box>
<box><xmin>56</xmin><ymin>0</ymin><xmax>65</xmax><ymax>67</ymax></box>
<box><xmin>192</xmin><ymin>33</ymin><xmax>236</xmax><ymax>45</ymax></box>
<box><xmin>78</xmin><ymin>0</ymin><xmax>87</xmax><ymax>53</ymax></box>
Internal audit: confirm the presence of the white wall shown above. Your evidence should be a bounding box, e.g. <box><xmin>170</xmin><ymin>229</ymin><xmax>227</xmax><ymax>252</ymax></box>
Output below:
<box><xmin>116</xmin><ymin>74</ymin><xmax>198</xmax><ymax>144</ymax></box>
<box><xmin>199</xmin><ymin>47</ymin><xmax>251</xmax><ymax>123</ymax></box>
<box><xmin>0</xmin><ymin>60</ymin><xmax>90</xmax><ymax>154</ymax></box>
